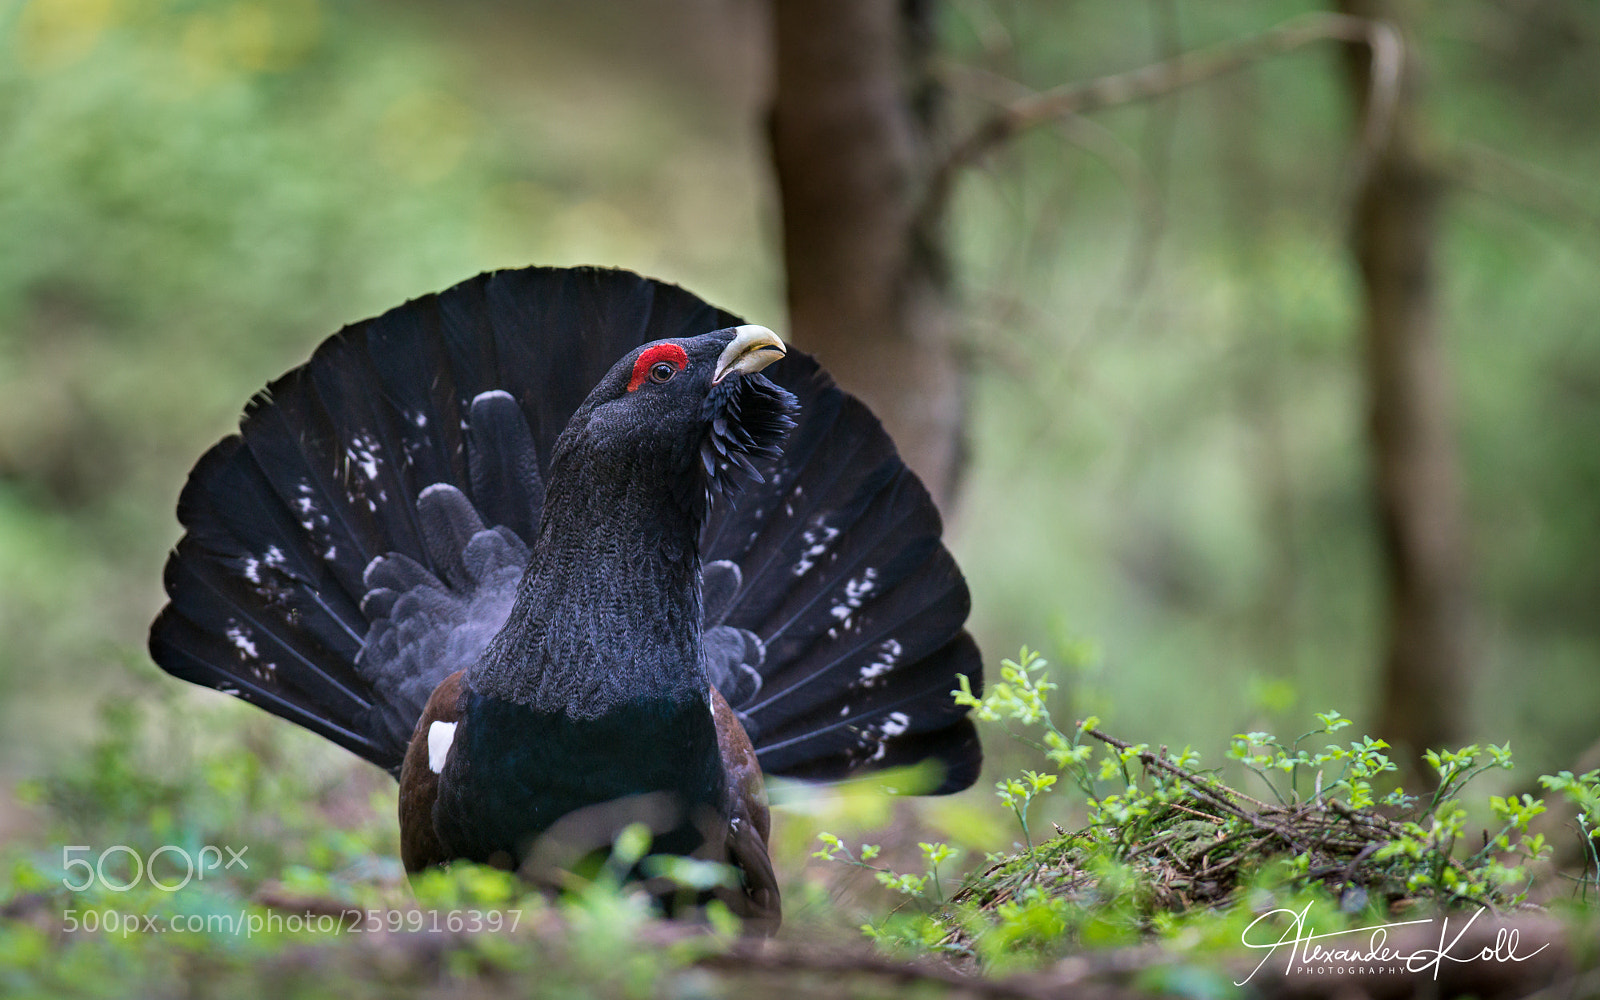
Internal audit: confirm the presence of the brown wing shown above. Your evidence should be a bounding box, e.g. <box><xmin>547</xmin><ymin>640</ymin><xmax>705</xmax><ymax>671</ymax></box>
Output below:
<box><xmin>398</xmin><ymin>670</ymin><xmax>466</xmax><ymax>873</ymax></box>
<box><xmin>712</xmin><ymin>686</ymin><xmax>781</xmax><ymax>935</ymax></box>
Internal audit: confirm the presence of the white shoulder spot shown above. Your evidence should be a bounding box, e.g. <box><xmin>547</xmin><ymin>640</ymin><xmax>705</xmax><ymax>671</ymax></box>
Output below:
<box><xmin>427</xmin><ymin>720</ymin><xmax>458</xmax><ymax>774</ymax></box>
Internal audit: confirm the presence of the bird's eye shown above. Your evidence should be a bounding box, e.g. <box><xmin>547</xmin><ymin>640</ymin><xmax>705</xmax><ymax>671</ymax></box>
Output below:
<box><xmin>626</xmin><ymin>343</ymin><xmax>689</xmax><ymax>392</ymax></box>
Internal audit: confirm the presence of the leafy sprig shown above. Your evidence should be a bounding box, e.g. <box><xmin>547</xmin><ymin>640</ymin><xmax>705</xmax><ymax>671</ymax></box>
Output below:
<box><xmin>821</xmin><ymin>646</ymin><xmax>1600</xmax><ymax>965</ymax></box>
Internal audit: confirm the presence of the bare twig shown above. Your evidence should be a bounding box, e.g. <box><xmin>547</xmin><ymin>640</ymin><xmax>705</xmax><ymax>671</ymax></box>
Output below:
<box><xmin>1160</xmin><ymin>800</ymin><xmax>1227</xmax><ymax>825</ymax></box>
<box><xmin>1082</xmin><ymin>725</ymin><xmax>1310</xmax><ymax>852</ymax></box>
<box><xmin>924</xmin><ymin>12</ymin><xmax>1402</xmax><ymax>221</ymax></box>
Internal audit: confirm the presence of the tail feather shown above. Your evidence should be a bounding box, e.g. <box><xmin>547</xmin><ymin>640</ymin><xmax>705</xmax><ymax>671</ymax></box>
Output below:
<box><xmin>415</xmin><ymin>485</ymin><xmax>488</xmax><ymax>590</ymax></box>
<box><xmin>359</xmin><ymin>302</ymin><xmax>475</xmax><ymax>497</ymax></box>
<box><xmin>302</xmin><ymin>333</ymin><xmax>451</xmax><ymax>571</ymax></box>
<box><xmin>238</xmin><ymin>388</ymin><xmax>389</xmax><ymax>596</ymax></box>
<box><xmin>755</xmin><ymin>635</ymin><xmax>983</xmax><ymax>793</ymax></box>
<box><xmin>467</xmin><ymin>392</ymin><xmax>544</xmax><ymax>543</ymax></box>
<box><xmin>150</xmin><ymin>266</ymin><xmax>982</xmax><ymax>789</ymax></box>
<box><xmin>152</xmin><ymin>552</ymin><xmax>381</xmax><ymax>759</ymax></box>
<box><xmin>747</xmin><ymin>546</ymin><xmax>967</xmax><ymax>723</ymax></box>
<box><xmin>477</xmin><ymin>270</ymin><xmax>738</xmax><ymax>467</ymax></box>
<box><xmin>150</xmin><ymin>625</ymin><xmax>387</xmax><ymax>760</ymax></box>
<box><xmin>692</xmin><ymin>356</ymin><xmax>982</xmax><ymax>788</ymax></box>
<box><xmin>746</xmin><ymin>468</ymin><xmax>941</xmax><ymax>672</ymax></box>
<box><xmin>176</xmin><ymin>439</ymin><xmax>357</xmax><ymax>619</ymax></box>
<box><xmin>751</xmin><ymin>598</ymin><xmax>974</xmax><ymax>752</ymax></box>
<box><xmin>171</xmin><ymin>438</ymin><xmax>368</xmax><ymax>667</ymax></box>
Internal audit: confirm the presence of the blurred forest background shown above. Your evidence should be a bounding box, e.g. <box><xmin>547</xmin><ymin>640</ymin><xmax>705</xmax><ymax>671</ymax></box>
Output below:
<box><xmin>0</xmin><ymin>0</ymin><xmax>1597</xmax><ymax>933</ymax></box>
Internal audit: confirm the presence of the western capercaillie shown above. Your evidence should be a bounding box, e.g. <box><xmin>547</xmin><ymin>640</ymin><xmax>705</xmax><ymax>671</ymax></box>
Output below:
<box><xmin>149</xmin><ymin>265</ymin><xmax>983</xmax><ymax>931</ymax></box>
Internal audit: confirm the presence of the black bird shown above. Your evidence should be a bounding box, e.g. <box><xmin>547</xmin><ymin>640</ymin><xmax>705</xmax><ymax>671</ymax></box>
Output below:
<box><xmin>149</xmin><ymin>266</ymin><xmax>982</xmax><ymax>930</ymax></box>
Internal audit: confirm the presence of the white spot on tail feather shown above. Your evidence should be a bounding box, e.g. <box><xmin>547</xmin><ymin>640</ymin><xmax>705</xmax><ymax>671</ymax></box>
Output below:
<box><xmin>830</xmin><ymin>567</ymin><xmax>878</xmax><ymax>629</ymax></box>
<box><xmin>793</xmin><ymin>519</ymin><xmax>839</xmax><ymax>576</ymax></box>
<box><xmin>428</xmin><ymin>721</ymin><xmax>457</xmax><ymax>774</ymax></box>
<box><xmin>857</xmin><ymin>638</ymin><xmax>902</xmax><ymax>687</ymax></box>
<box><xmin>865</xmin><ymin>711</ymin><xmax>913</xmax><ymax>761</ymax></box>
<box><xmin>244</xmin><ymin>544</ymin><xmax>292</xmax><ymax>597</ymax></box>
<box><xmin>293</xmin><ymin>481</ymin><xmax>337</xmax><ymax>559</ymax></box>
<box><xmin>226</xmin><ymin>622</ymin><xmax>258</xmax><ymax>660</ymax></box>
<box><xmin>348</xmin><ymin>432</ymin><xmax>383</xmax><ymax>482</ymax></box>
<box><xmin>345</xmin><ymin>432</ymin><xmax>389</xmax><ymax>511</ymax></box>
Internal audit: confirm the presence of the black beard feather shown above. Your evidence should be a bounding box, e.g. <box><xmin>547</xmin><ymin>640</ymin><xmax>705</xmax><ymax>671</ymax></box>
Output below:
<box><xmin>694</xmin><ymin>372</ymin><xmax>800</xmax><ymax>516</ymax></box>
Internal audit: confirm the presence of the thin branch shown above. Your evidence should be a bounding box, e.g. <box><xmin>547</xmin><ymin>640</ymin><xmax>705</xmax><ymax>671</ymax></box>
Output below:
<box><xmin>1082</xmin><ymin>726</ymin><xmax>1310</xmax><ymax>853</ymax></box>
<box><xmin>924</xmin><ymin>11</ymin><xmax>1402</xmax><ymax>221</ymax></box>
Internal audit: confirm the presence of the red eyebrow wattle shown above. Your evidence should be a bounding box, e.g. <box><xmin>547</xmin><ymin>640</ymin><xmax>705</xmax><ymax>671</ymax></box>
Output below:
<box><xmin>627</xmin><ymin>343</ymin><xmax>688</xmax><ymax>392</ymax></box>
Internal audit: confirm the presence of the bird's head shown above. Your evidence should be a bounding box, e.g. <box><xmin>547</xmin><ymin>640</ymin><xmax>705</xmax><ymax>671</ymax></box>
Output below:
<box><xmin>553</xmin><ymin>325</ymin><xmax>800</xmax><ymax>518</ymax></box>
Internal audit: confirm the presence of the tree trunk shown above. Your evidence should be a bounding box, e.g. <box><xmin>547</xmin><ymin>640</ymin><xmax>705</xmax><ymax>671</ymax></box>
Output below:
<box><xmin>768</xmin><ymin>0</ymin><xmax>965</xmax><ymax>507</ymax></box>
<box><xmin>1337</xmin><ymin>0</ymin><xmax>1472</xmax><ymax>757</ymax></box>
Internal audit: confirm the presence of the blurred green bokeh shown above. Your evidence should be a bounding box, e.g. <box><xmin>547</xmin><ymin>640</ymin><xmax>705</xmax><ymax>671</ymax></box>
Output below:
<box><xmin>0</xmin><ymin>0</ymin><xmax>1596</xmax><ymax>854</ymax></box>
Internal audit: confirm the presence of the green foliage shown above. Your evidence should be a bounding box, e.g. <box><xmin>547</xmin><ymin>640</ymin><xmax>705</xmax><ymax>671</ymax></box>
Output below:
<box><xmin>945</xmin><ymin>0</ymin><xmax>1600</xmax><ymax>778</ymax></box>
<box><xmin>1</xmin><ymin>0</ymin><xmax>1598</xmax><ymax>992</ymax></box>
<box><xmin>1540</xmin><ymin>769</ymin><xmax>1600</xmax><ymax>903</ymax></box>
<box><xmin>821</xmin><ymin>648</ymin><xmax>1600</xmax><ymax>971</ymax></box>
<box><xmin>0</xmin><ymin>692</ymin><xmax>745</xmax><ymax>1000</ymax></box>
<box><xmin>0</xmin><ymin>0</ymin><xmax>509</xmax><ymax>776</ymax></box>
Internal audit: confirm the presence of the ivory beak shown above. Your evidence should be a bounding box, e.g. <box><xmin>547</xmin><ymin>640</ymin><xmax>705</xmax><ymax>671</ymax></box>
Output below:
<box><xmin>713</xmin><ymin>325</ymin><xmax>786</xmax><ymax>384</ymax></box>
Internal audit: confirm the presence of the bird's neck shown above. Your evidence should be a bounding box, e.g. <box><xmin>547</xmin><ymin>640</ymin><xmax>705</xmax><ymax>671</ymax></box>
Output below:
<box><xmin>467</xmin><ymin>460</ymin><xmax>707</xmax><ymax>718</ymax></box>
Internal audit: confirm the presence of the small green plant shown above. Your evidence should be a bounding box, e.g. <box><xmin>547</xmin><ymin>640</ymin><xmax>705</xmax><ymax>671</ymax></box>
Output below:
<box><xmin>0</xmin><ymin>697</ymin><xmax>746</xmax><ymax>1000</ymax></box>
<box><xmin>819</xmin><ymin>646</ymin><xmax>1600</xmax><ymax>970</ymax></box>
<box><xmin>1539</xmin><ymin>769</ymin><xmax>1600</xmax><ymax>901</ymax></box>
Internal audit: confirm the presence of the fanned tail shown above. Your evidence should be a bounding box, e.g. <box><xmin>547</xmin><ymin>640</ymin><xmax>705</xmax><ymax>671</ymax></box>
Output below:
<box><xmin>151</xmin><ymin>268</ymin><xmax>738</xmax><ymax>773</ymax></box>
<box><xmin>151</xmin><ymin>266</ymin><xmax>982</xmax><ymax>789</ymax></box>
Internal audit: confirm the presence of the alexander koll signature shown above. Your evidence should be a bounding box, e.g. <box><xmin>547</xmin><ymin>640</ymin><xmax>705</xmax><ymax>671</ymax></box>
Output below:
<box><xmin>1236</xmin><ymin>903</ymin><xmax>1548</xmax><ymax>985</ymax></box>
